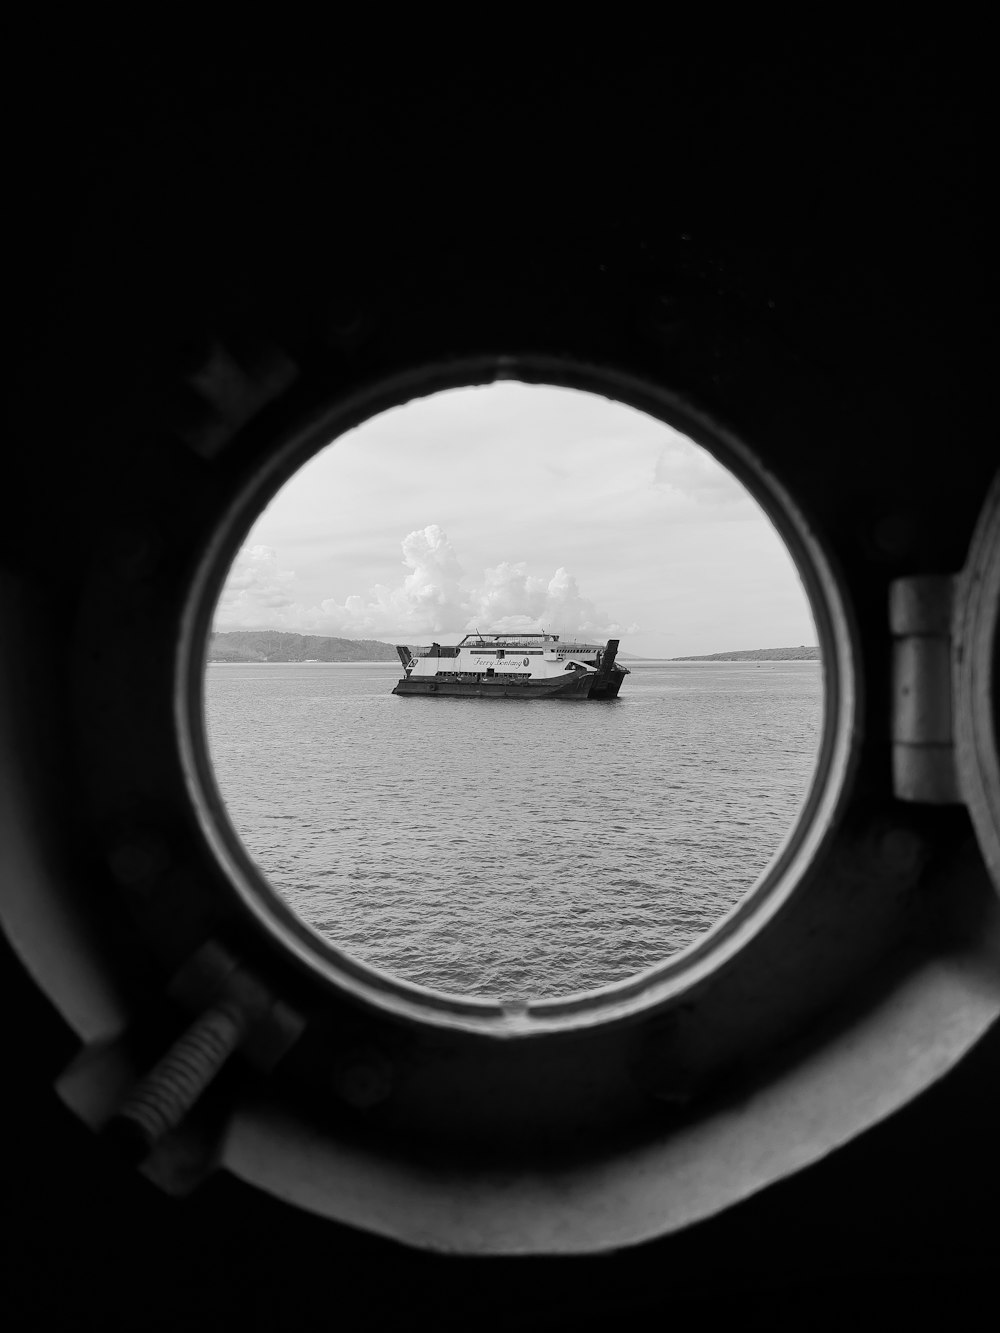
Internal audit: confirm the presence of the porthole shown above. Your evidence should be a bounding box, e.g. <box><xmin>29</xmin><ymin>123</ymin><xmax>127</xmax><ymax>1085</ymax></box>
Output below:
<box><xmin>180</xmin><ymin>356</ymin><xmax>857</xmax><ymax>1032</ymax></box>
<box><xmin>10</xmin><ymin>350</ymin><xmax>1000</xmax><ymax>1257</ymax></box>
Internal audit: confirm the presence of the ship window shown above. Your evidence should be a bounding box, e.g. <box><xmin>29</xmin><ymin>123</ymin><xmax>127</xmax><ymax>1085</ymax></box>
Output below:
<box><xmin>198</xmin><ymin>370</ymin><xmax>831</xmax><ymax>1010</ymax></box>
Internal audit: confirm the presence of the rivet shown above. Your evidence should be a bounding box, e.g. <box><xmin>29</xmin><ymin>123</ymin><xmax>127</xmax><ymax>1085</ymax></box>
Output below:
<box><xmin>114</xmin><ymin>530</ymin><xmax>159</xmax><ymax>578</ymax></box>
<box><xmin>878</xmin><ymin>827</ymin><xmax>925</xmax><ymax>876</ymax></box>
<box><xmin>631</xmin><ymin>1048</ymin><xmax>701</xmax><ymax>1106</ymax></box>
<box><xmin>109</xmin><ymin>834</ymin><xmax>171</xmax><ymax>886</ymax></box>
<box><xmin>872</xmin><ymin>514</ymin><xmax>915</xmax><ymax>559</ymax></box>
<box><xmin>332</xmin><ymin>1048</ymin><xmax>393</xmax><ymax>1109</ymax></box>
<box><xmin>325</xmin><ymin>296</ymin><xmax>369</xmax><ymax>350</ymax></box>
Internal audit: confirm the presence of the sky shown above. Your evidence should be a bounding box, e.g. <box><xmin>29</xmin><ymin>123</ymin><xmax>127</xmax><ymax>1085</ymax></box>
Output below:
<box><xmin>213</xmin><ymin>383</ymin><xmax>816</xmax><ymax>658</ymax></box>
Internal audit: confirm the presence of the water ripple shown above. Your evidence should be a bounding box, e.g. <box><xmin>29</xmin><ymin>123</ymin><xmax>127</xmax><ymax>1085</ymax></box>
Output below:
<box><xmin>206</xmin><ymin>661</ymin><xmax>822</xmax><ymax>999</ymax></box>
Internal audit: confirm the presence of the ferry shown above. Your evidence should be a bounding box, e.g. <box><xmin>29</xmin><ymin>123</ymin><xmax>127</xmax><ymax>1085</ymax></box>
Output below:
<box><xmin>391</xmin><ymin>632</ymin><xmax>629</xmax><ymax>700</ymax></box>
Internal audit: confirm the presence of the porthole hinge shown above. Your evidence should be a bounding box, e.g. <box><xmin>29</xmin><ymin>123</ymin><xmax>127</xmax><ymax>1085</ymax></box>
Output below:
<box><xmin>890</xmin><ymin>575</ymin><xmax>960</xmax><ymax>804</ymax></box>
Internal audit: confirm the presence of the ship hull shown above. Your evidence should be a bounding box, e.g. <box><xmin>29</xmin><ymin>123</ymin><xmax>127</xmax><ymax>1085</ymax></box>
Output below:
<box><xmin>588</xmin><ymin>668</ymin><xmax>628</xmax><ymax>700</ymax></box>
<box><xmin>392</xmin><ymin>673</ymin><xmax>595</xmax><ymax>700</ymax></box>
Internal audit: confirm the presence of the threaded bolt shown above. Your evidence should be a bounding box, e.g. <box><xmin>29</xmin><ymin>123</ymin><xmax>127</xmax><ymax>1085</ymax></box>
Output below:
<box><xmin>108</xmin><ymin>999</ymin><xmax>249</xmax><ymax>1161</ymax></box>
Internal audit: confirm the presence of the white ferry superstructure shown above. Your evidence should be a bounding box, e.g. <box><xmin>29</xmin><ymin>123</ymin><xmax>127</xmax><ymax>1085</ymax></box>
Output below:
<box><xmin>392</xmin><ymin>632</ymin><xmax>629</xmax><ymax>700</ymax></box>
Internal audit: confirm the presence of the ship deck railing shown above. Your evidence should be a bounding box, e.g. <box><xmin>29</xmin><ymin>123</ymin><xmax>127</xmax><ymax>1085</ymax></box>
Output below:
<box><xmin>406</xmin><ymin>641</ymin><xmax>611</xmax><ymax>657</ymax></box>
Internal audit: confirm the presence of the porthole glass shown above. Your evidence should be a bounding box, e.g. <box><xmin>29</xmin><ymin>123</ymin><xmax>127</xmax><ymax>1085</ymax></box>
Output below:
<box><xmin>202</xmin><ymin>380</ymin><xmax>824</xmax><ymax>1001</ymax></box>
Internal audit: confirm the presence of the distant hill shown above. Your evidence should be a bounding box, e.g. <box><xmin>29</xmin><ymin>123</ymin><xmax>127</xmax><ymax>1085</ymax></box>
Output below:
<box><xmin>670</xmin><ymin>645</ymin><xmax>820</xmax><ymax>662</ymax></box>
<box><xmin>208</xmin><ymin>634</ymin><xmax>821</xmax><ymax>664</ymax></box>
<box><xmin>208</xmin><ymin>631</ymin><xmax>399</xmax><ymax>662</ymax></box>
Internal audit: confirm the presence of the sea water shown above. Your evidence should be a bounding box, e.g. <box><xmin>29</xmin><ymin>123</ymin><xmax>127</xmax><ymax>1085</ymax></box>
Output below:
<box><xmin>205</xmin><ymin>660</ymin><xmax>822</xmax><ymax>999</ymax></box>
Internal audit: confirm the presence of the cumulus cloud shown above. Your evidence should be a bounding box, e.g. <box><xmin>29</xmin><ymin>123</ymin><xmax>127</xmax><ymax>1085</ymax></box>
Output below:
<box><xmin>214</xmin><ymin>525</ymin><xmax>630</xmax><ymax>640</ymax></box>
<box><xmin>466</xmin><ymin>562</ymin><xmax>626</xmax><ymax>637</ymax></box>
<box><xmin>215</xmin><ymin>545</ymin><xmax>297</xmax><ymax>623</ymax></box>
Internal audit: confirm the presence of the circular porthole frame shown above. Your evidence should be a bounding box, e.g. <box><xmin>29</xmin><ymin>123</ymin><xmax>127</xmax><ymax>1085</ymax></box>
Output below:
<box><xmin>954</xmin><ymin>470</ymin><xmax>1000</xmax><ymax>890</ymax></box>
<box><xmin>178</xmin><ymin>353</ymin><xmax>860</xmax><ymax>1036</ymax></box>
<box><xmin>9</xmin><ymin>350</ymin><xmax>1000</xmax><ymax>1256</ymax></box>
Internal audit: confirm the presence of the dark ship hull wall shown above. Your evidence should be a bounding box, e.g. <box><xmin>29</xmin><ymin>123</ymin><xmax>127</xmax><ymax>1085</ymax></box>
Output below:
<box><xmin>5</xmin><ymin>31</ymin><xmax>998</xmax><ymax>1329</ymax></box>
<box><xmin>392</xmin><ymin>671</ymin><xmax>596</xmax><ymax>699</ymax></box>
<box><xmin>588</xmin><ymin>667</ymin><xmax>628</xmax><ymax>700</ymax></box>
